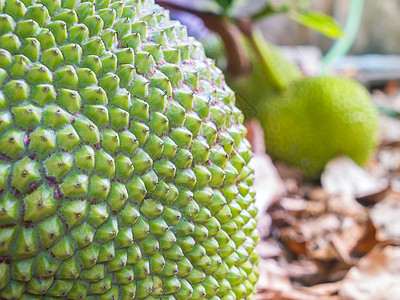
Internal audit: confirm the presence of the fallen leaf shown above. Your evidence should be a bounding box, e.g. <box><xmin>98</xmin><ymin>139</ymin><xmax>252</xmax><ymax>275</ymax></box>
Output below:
<box><xmin>379</xmin><ymin>115</ymin><xmax>400</xmax><ymax>145</ymax></box>
<box><xmin>257</xmin><ymin>289</ymin><xmax>339</xmax><ymax>300</ymax></box>
<box><xmin>277</xmin><ymin>197</ymin><xmax>325</xmax><ymax>218</ymax></box>
<box><xmin>283</xmin><ymin>178</ymin><xmax>301</xmax><ymax>195</ymax></box>
<box><xmin>279</xmin><ymin>197</ymin><xmax>309</xmax><ymax>217</ymax></box>
<box><xmin>306</xmin><ymin>236</ymin><xmax>338</xmax><ymax>260</ymax></box>
<box><xmin>376</xmin><ymin>148</ymin><xmax>400</xmax><ymax>172</ymax></box>
<box><xmin>327</xmin><ymin>195</ymin><xmax>368</xmax><ymax>221</ymax></box>
<box><xmin>370</xmin><ymin>194</ymin><xmax>400</xmax><ymax>243</ymax></box>
<box><xmin>339</xmin><ymin>245</ymin><xmax>400</xmax><ymax>300</ymax></box>
<box><xmin>300</xmin><ymin>281</ymin><xmax>342</xmax><ymax>296</ymax></box>
<box><xmin>281</xmin><ymin>259</ymin><xmax>349</xmax><ymax>286</ymax></box>
<box><xmin>307</xmin><ymin>187</ymin><xmax>329</xmax><ymax>202</ymax></box>
<box><xmin>331</xmin><ymin>234</ymin><xmax>353</xmax><ymax>265</ymax></box>
<box><xmin>300</xmin><ymin>214</ymin><xmax>342</xmax><ymax>241</ymax></box>
<box><xmin>269</xmin><ymin>209</ymin><xmax>298</xmax><ymax>228</ymax></box>
<box><xmin>280</xmin><ymin>227</ymin><xmax>308</xmax><ymax>256</ymax></box>
<box><xmin>280</xmin><ymin>259</ymin><xmax>321</xmax><ymax>285</ymax></box>
<box><xmin>315</xmin><ymin>260</ymin><xmax>353</xmax><ymax>283</ymax></box>
<box><xmin>304</xmin><ymin>200</ymin><xmax>326</xmax><ymax>217</ymax></box>
<box><xmin>255</xmin><ymin>290</ymin><xmax>281</xmax><ymax>300</ymax></box>
<box><xmin>390</xmin><ymin>175</ymin><xmax>400</xmax><ymax>193</ymax></box>
<box><xmin>356</xmin><ymin>187</ymin><xmax>390</xmax><ymax>206</ymax></box>
<box><xmin>321</xmin><ymin>156</ymin><xmax>388</xmax><ymax>199</ymax></box>
<box><xmin>351</xmin><ymin>219</ymin><xmax>378</xmax><ymax>256</ymax></box>
<box><xmin>278</xmin><ymin>289</ymin><xmax>339</xmax><ymax>300</ymax></box>
<box><xmin>331</xmin><ymin>217</ymin><xmax>365</xmax><ymax>264</ymax></box>
<box><xmin>257</xmin><ymin>258</ymin><xmax>292</xmax><ymax>292</ymax></box>
<box><xmin>257</xmin><ymin>239</ymin><xmax>283</xmax><ymax>259</ymax></box>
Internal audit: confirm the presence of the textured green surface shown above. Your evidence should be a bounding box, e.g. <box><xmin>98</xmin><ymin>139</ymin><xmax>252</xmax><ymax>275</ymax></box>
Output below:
<box><xmin>259</xmin><ymin>76</ymin><xmax>379</xmax><ymax>177</ymax></box>
<box><xmin>0</xmin><ymin>0</ymin><xmax>259</xmax><ymax>299</ymax></box>
<box><xmin>225</xmin><ymin>33</ymin><xmax>303</xmax><ymax>119</ymax></box>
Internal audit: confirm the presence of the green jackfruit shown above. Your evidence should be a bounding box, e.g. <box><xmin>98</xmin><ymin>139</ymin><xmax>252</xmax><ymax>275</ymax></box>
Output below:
<box><xmin>259</xmin><ymin>76</ymin><xmax>379</xmax><ymax>177</ymax></box>
<box><xmin>0</xmin><ymin>0</ymin><xmax>259</xmax><ymax>299</ymax></box>
<box><xmin>211</xmin><ymin>29</ymin><xmax>378</xmax><ymax>177</ymax></box>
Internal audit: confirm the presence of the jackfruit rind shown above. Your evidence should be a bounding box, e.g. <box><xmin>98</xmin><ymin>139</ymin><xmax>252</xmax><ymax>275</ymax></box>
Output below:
<box><xmin>0</xmin><ymin>0</ymin><xmax>258</xmax><ymax>299</ymax></box>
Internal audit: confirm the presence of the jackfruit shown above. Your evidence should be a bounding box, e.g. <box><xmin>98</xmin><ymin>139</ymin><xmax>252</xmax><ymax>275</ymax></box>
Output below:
<box><xmin>0</xmin><ymin>0</ymin><xmax>259</xmax><ymax>299</ymax></box>
<box><xmin>259</xmin><ymin>76</ymin><xmax>379</xmax><ymax>177</ymax></box>
<box><xmin>216</xmin><ymin>29</ymin><xmax>378</xmax><ymax>177</ymax></box>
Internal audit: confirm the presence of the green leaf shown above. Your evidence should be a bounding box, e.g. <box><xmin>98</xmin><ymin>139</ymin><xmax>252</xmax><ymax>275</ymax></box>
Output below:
<box><xmin>214</xmin><ymin>0</ymin><xmax>235</xmax><ymax>11</ymax></box>
<box><xmin>376</xmin><ymin>105</ymin><xmax>400</xmax><ymax>118</ymax></box>
<box><xmin>289</xmin><ymin>10</ymin><xmax>344</xmax><ymax>38</ymax></box>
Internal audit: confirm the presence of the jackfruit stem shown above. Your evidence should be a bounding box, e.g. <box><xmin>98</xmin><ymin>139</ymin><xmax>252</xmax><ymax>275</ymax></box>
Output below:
<box><xmin>157</xmin><ymin>0</ymin><xmax>298</xmax><ymax>93</ymax></box>
<box><xmin>237</xmin><ymin>19</ymin><xmax>288</xmax><ymax>92</ymax></box>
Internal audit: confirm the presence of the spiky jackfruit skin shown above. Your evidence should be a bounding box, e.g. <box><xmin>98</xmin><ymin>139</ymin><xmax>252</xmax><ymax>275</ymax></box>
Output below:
<box><xmin>0</xmin><ymin>0</ymin><xmax>259</xmax><ymax>299</ymax></box>
<box><xmin>259</xmin><ymin>76</ymin><xmax>379</xmax><ymax>177</ymax></box>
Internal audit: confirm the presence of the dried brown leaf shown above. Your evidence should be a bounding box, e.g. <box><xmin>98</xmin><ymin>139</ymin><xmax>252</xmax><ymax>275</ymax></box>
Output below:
<box><xmin>351</xmin><ymin>219</ymin><xmax>378</xmax><ymax>256</ymax></box>
<box><xmin>379</xmin><ymin>115</ymin><xmax>400</xmax><ymax>146</ymax></box>
<box><xmin>281</xmin><ymin>259</ymin><xmax>321</xmax><ymax>285</ymax></box>
<box><xmin>280</xmin><ymin>227</ymin><xmax>308</xmax><ymax>256</ymax></box>
<box><xmin>376</xmin><ymin>148</ymin><xmax>400</xmax><ymax>173</ymax></box>
<box><xmin>390</xmin><ymin>176</ymin><xmax>400</xmax><ymax>193</ymax></box>
<box><xmin>257</xmin><ymin>239</ymin><xmax>283</xmax><ymax>259</ymax></box>
<box><xmin>300</xmin><ymin>281</ymin><xmax>342</xmax><ymax>296</ymax></box>
<box><xmin>321</xmin><ymin>156</ymin><xmax>388</xmax><ymax>199</ymax></box>
<box><xmin>255</xmin><ymin>290</ymin><xmax>281</xmax><ymax>300</ymax></box>
<box><xmin>327</xmin><ymin>195</ymin><xmax>368</xmax><ymax>221</ymax></box>
<box><xmin>315</xmin><ymin>260</ymin><xmax>353</xmax><ymax>283</ymax></box>
<box><xmin>257</xmin><ymin>259</ymin><xmax>292</xmax><ymax>292</ymax></box>
<box><xmin>279</xmin><ymin>197</ymin><xmax>309</xmax><ymax>217</ymax></box>
<box><xmin>257</xmin><ymin>289</ymin><xmax>339</xmax><ymax>300</ymax></box>
<box><xmin>340</xmin><ymin>245</ymin><xmax>400</xmax><ymax>299</ymax></box>
<box><xmin>307</xmin><ymin>187</ymin><xmax>329</xmax><ymax>202</ymax></box>
<box><xmin>356</xmin><ymin>187</ymin><xmax>390</xmax><ymax>206</ymax></box>
<box><xmin>306</xmin><ymin>237</ymin><xmax>338</xmax><ymax>261</ymax></box>
<box><xmin>269</xmin><ymin>209</ymin><xmax>298</xmax><ymax>228</ymax></box>
<box><xmin>331</xmin><ymin>234</ymin><xmax>353</xmax><ymax>264</ymax></box>
<box><xmin>330</xmin><ymin>217</ymin><xmax>365</xmax><ymax>264</ymax></box>
<box><xmin>370</xmin><ymin>194</ymin><xmax>400</xmax><ymax>243</ymax></box>
<box><xmin>300</xmin><ymin>214</ymin><xmax>342</xmax><ymax>241</ymax></box>
<box><xmin>278</xmin><ymin>289</ymin><xmax>339</xmax><ymax>300</ymax></box>
<box><xmin>304</xmin><ymin>200</ymin><xmax>326</xmax><ymax>217</ymax></box>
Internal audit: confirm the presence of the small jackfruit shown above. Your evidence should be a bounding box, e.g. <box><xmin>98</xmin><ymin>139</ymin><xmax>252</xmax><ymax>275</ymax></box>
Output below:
<box><xmin>0</xmin><ymin>0</ymin><xmax>258</xmax><ymax>299</ymax></box>
<box><xmin>259</xmin><ymin>76</ymin><xmax>379</xmax><ymax>177</ymax></box>
<box><xmin>215</xmin><ymin>29</ymin><xmax>378</xmax><ymax>177</ymax></box>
